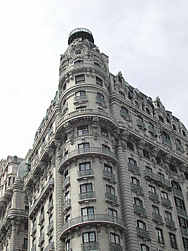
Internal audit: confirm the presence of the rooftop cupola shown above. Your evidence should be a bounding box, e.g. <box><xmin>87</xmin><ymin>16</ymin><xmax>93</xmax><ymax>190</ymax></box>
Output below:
<box><xmin>68</xmin><ymin>28</ymin><xmax>94</xmax><ymax>45</ymax></box>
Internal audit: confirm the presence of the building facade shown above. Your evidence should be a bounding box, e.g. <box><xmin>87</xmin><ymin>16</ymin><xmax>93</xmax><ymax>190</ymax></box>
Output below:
<box><xmin>1</xmin><ymin>28</ymin><xmax>188</xmax><ymax>251</ymax></box>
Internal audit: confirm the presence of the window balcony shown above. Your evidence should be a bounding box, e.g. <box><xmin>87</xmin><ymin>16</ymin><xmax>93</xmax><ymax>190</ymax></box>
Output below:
<box><xmin>165</xmin><ymin>218</ymin><xmax>176</xmax><ymax>231</ymax></box>
<box><xmin>103</xmin><ymin>170</ymin><xmax>116</xmax><ymax>184</ymax></box>
<box><xmin>59</xmin><ymin>147</ymin><xmax>118</xmax><ymax>174</ymax></box>
<box><xmin>173</xmin><ymin>187</ymin><xmax>183</xmax><ymax>198</ymax></box>
<box><xmin>144</xmin><ymin>170</ymin><xmax>171</xmax><ymax>191</ymax></box>
<box><xmin>128</xmin><ymin>163</ymin><xmax>140</xmax><ymax>176</ymax></box>
<box><xmin>105</xmin><ymin>192</ymin><xmax>118</xmax><ymax>205</ymax></box>
<box><xmin>152</xmin><ymin>212</ymin><xmax>164</xmax><ymax>225</ymax></box>
<box><xmin>181</xmin><ymin>227</ymin><xmax>188</xmax><ymax>236</ymax></box>
<box><xmin>161</xmin><ymin>198</ymin><xmax>172</xmax><ymax>209</ymax></box>
<box><xmin>79</xmin><ymin>192</ymin><xmax>96</xmax><ymax>202</ymax></box>
<box><xmin>176</xmin><ymin>208</ymin><xmax>188</xmax><ymax>219</ymax></box>
<box><xmin>64</xmin><ymin>176</ymin><xmax>70</xmax><ymax>189</ymax></box>
<box><xmin>136</xmin><ymin>227</ymin><xmax>151</xmax><ymax>241</ymax></box>
<box><xmin>60</xmin><ymin>214</ymin><xmax>125</xmax><ymax>240</ymax></box>
<box><xmin>133</xmin><ymin>204</ymin><xmax>147</xmax><ymax>218</ymax></box>
<box><xmin>110</xmin><ymin>243</ymin><xmax>122</xmax><ymax>251</ymax></box>
<box><xmin>78</xmin><ymin>169</ymin><xmax>94</xmax><ymax>179</ymax></box>
<box><xmin>148</xmin><ymin>191</ymin><xmax>160</xmax><ymax>204</ymax></box>
<box><xmin>81</xmin><ymin>242</ymin><xmax>99</xmax><ymax>251</ymax></box>
<box><xmin>130</xmin><ymin>183</ymin><xmax>144</xmax><ymax>197</ymax></box>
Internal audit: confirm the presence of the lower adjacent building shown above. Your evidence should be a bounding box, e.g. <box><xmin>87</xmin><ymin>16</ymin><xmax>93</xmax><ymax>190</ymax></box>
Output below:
<box><xmin>1</xmin><ymin>28</ymin><xmax>188</xmax><ymax>251</ymax></box>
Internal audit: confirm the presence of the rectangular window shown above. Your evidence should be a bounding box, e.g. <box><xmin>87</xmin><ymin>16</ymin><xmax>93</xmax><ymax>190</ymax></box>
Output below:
<box><xmin>110</xmin><ymin>232</ymin><xmax>120</xmax><ymax>244</ymax></box>
<box><xmin>80</xmin><ymin>183</ymin><xmax>93</xmax><ymax>194</ymax></box>
<box><xmin>178</xmin><ymin>217</ymin><xmax>188</xmax><ymax>228</ymax></box>
<box><xmin>101</xmin><ymin>127</ymin><xmax>108</xmax><ymax>138</ymax></box>
<box><xmin>75</xmin><ymin>90</ymin><xmax>86</xmax><ymax>96</ymax></box>
<box><xmin>77</xmin><ymin>125</ymin><xmax>89</xmax><ymax>136</ymax></box>
<box><xmin>174</xmin><ymin>197</ymin><xmax>185</xmax><ymax>210</ymax></box>
<box><xmin>152</xmin><ymin>206</ymin><xmax>160</xmax><ymax>215</ymax></box>
<box><xmin>96</xmin><ymin>76</ymin><xmax>103</xmax><ymax>86</ymax></box>
<box><xmin>81</xmin><ymin>207</ymin><xmax>94</xmax><ymax>217</ymax></box>
<box><xmin>66</xmin><ymin>239</ymin><xmax>70</xmax><ymax>250</ymax></box>
<box><xmin>156</xmin><ymin>228</ymin><xmax>164</xmax><ymax>244</ymax></box>
<box><xmin>23</xmin><ymin>238</ymin><xmax>28</xmax><ymax>249</ymax></box>
<box><xmin>79</xmin><ymin>162</ymin><xmax>91</xmax><ymax>171</ymax></box>
<box><xmin>75</xmin><ymin>74</ymin><xmax>85</xmax><ymax>84</ymax></box>
<box><xmin>149</xmin><ymin>185</ymin><xmax>156</xmax><ymax>193</ymax></box>
<box><xmin>165</xmin><ymin>211</ymin><xmax>172</xmax><ymax>221</ymax></box>
<box><xmin>106</xmin><ymin>185</ymin><xmax>115</xmax><ymax>196</ymax></box>
<box><xmin>183</xmin><ymin>238</ymin><xmax>188</xmax><ymax>249</ymax></box>
<box><xmin>104</xmin><ymin>164</ymin><xmax>112</xmax><ymax>174</ymax></box>
<box><xmin>169</xmin><ymin>233</ymin><xmax>177</xmax><ymax>249</ymax></box>
<box><xmin>78</xmin><ymin>143</ymin><xmax>90</xmax><ymax>151</ymax></box>
<box><xmin>161</xmin><ymin>191</ymin><xmax>168</xmax><ymax>199</ymax></box>
<box><xmin>82</xmin><ymin>232</ymin><xmax>96</xmax><ymax>243</ymax></box>
<box><xmin>108</xmin><ymin>208</ymin><xmax>117</xmax><ymax>218</ymax></box>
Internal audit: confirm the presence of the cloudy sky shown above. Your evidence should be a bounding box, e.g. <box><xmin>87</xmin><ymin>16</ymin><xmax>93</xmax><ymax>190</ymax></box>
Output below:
<box><xmin>0</xmin><ymin>0</ymin><xmax>187</xmax><ymax>159</ymax></box>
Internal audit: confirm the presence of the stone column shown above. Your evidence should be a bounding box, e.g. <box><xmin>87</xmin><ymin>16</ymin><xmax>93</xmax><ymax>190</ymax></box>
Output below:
<box><xmin>117</xmin><ymin>142</ymin><xmax>139</xmax><ymax>251</ymax></box>
<box><xmin>54</xmin><ymin>143</ymin><xmax>64</xmax><ymax>251</ymax></box>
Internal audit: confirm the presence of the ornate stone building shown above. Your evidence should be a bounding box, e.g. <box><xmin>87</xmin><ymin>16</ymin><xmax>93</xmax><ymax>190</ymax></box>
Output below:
<box><xmin>1</xmin><ymin>28</ymin><xmax>188</xmax><ymax>251</ymax></box>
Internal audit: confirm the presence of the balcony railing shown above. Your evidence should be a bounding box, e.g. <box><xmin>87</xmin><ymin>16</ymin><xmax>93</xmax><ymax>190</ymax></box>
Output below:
<box><xmin>110</xmin><ymin>243</ymin><xmax>122</xmax><ymax>251</ymax></box>
<box><xmin>152</xmin><ymin>212</ymin><xmax>164</xmax><ymax>225</ymax></box>
<box><xmin>128</xmin><ymin>163</ymin><xmax>140</xmax><ymax>176</ymax></box>
<box><xmin>165</xmin><ymin>218</ymin><xmax>176</xmax><ymax>231</ymax></box>
<box><xmin>79</xmin><ymin>192</ymin><xmax>96</xmax><ymax>201</ymax></box>
<box><xmin>78</xmin><ymin>169</ymin><xmax>94</xmax><ymax>178</ymax></box>
<box><xmin>81</xmin><ymin>242</ymin><xmax>99</xmax><ymax>251</ymax></box>
<box><xmin>133</xmin><ymin>204</ymin><xmax>147</xmax><ymax>218</ymax></box>
<box><xmin>136</xmin><ymin>227</ymin><xmax>151</xmax><ymax>241</ymax></box>
<box><xmin>173</xmin><ymin>187</ymin><xmax>183</xmax><ymax>198</ymax></box>
<box><xmin>177</xmin><ymin>208</ymin><xmax>188</xmax><ymax>219</ymax></box>
<box><xmin>144</xmin><ymin>170</ymin><xmax>171</xmax><ymax>190</ymax></box>
<box><xmin>105</xmin><ymin>192</ymin><xmax>118</xmax><ymax>204</ymax></box>
<box><xmin>59</xmin><ymin>147</ymin><xmax>118</xmax><ymax>173</ymax></box>
<box><xmin>161</xmin><ymin>198</ymin><xmax>172</xmax><ymax>209</ymax></box>
<box><xmin>181</xmin><ymin>227</ymin><xmax>188</xmax><ymax>236</ymax></box>
<box><xmin>130</xmin><ymin>183</ymin><xmax>144</xmax><ymax>196</ymax></box>
<box><xmin>148</xmin><ymin>191</ymin><xmax>160</xmax><ymax>204</ymax></box>
<box><xmin>103</xmin><ymin>170</ymin><xmax>116</xmax><ymax>184</ymax></box>
<box><xmin>61</xmin><ymin>214</ymin><xmax>125</xmax><ymax>238</ymax></box>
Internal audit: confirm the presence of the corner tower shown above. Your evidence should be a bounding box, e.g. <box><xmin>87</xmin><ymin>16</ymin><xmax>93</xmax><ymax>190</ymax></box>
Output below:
<box><xmin>57</xmin><ymin>28</ymin><xmax>126</xmax><ymax>251</ymax></box>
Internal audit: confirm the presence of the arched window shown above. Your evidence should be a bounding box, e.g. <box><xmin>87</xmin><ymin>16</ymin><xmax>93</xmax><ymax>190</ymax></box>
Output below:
<box><xmin>128</xmin><ymin>158</ymin><xmax>137</xmax><ymax>168</ymax></box>
<box><xmin>134</xmin><ymin>197</ymin><xmax>143</xmax><ymax>207</ymax></box>
<box><xmin>127</xmin><ymin>141</ymin><xmax>134</xmax><ymax>152</ymax></box>
<box><xmin>161</xmin><ymin>131</ymin><xmax>171</xmax><ymax>145</ymax></box>
<box><xmin>120</xmin><ymin>107</ymin><xmax>130</xmax><ymax>120</ymax></box>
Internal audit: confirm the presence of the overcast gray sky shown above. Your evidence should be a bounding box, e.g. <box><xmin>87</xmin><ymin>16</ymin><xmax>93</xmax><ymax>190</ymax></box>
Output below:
<box><xmin>0</xmin><ymin>0</ymin><xmax>187</xmax><ymax>159</ymax></box>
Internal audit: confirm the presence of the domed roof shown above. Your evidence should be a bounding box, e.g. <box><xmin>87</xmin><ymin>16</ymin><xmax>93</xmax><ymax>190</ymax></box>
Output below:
<box><xmin>68</xmin><ymin>28</ymin><xmax>94</xmax><ymax>45</ymax></box>
<box><xmin>17</xmin><ymin>160</ymin><xmax>30</xmax><ymax>179</ymax></box>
